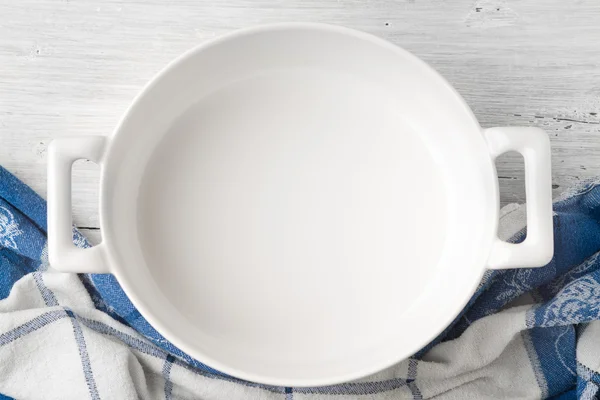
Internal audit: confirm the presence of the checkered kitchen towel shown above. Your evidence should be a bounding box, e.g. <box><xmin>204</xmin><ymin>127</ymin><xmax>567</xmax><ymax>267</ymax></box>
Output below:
<box><xmin>1</xmin><ymin>164</ymin><xmax>600</xmax><ymax>399</ymax></box>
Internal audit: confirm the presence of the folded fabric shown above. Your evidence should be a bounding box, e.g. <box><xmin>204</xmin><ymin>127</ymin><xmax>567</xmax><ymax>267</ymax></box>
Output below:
<box><xmin>1</xmin><ymin>165</ymin><xmax>600</xmax><ymax>399</ymax></box>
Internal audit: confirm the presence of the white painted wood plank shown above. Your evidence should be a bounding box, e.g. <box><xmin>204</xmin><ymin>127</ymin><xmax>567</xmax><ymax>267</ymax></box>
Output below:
<box><xmin>1</xmin><ymin>0</ymin><xmax>599</xmax><ymax>229</ymax></box>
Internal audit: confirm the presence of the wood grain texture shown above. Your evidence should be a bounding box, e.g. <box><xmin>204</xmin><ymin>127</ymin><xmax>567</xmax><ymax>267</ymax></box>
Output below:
<box><xmin>1</xmin><ymin>0</ymin><xmax>599</xmax><ymax>231</ymax></box>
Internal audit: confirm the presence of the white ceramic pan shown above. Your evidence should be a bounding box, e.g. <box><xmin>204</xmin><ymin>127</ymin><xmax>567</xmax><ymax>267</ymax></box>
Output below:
<box><xmin>48</xmin><ymin>23</ymin><xmax>553</xmax><ymax>386</ymax></box>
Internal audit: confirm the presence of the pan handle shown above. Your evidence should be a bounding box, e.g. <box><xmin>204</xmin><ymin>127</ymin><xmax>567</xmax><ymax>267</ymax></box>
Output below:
<box><xmin>485</xmin><ymin>127</ymin><xmax>554</xmax><ymax>269</ymax></box>
<box><xmin>47</xmin><ymin>136</ymin><xmax>110</xmax><ymax>273</ymax></box>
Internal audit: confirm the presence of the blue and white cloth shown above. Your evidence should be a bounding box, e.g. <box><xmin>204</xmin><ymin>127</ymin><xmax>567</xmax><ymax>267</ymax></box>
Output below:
<box><xmin>1</xmin><ymin>164</ymin><xmax>600</xmax><ymax>399</ymax></box>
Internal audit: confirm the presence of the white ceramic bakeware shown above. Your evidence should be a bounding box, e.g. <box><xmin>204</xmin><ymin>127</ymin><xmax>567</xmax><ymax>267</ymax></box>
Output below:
<box><xmin>48</xmin><ymin>23</ymin><xmax>553</xmax><ymax>386</ymax></box>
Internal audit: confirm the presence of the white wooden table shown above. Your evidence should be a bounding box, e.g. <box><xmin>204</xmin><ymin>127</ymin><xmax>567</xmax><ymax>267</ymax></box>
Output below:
<box><xmin>1</xmin><ymin>0</ymin><xmax>599</xmax><ymax>242</ymax></box>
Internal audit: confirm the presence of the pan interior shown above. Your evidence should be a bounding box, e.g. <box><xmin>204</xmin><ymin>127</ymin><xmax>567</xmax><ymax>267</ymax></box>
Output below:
<box><xmin>137</xmin><ymin>67</ymin><xmax>447</xmax><ymax>366</ymax></box>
